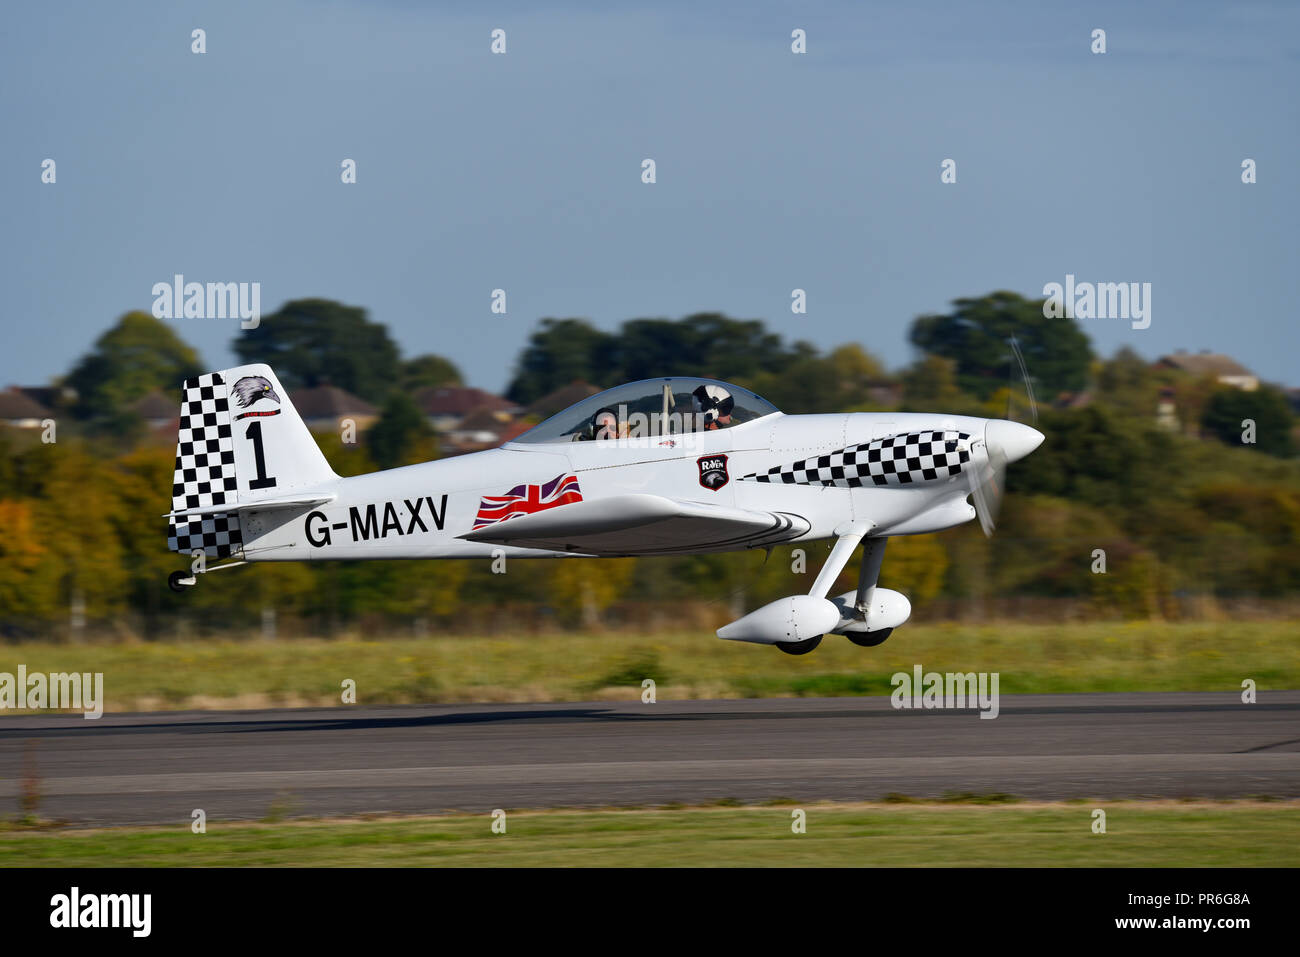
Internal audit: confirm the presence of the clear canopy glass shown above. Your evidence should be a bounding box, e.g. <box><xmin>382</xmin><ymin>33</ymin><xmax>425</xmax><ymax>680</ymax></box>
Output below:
<box><xmin>512</xmin><ymin>377</ymin><xmax>780</xmax><ymax>444</ymax></box>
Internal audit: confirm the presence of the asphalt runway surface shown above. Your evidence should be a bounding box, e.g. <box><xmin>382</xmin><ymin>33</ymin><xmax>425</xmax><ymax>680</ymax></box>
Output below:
<box><xmin>2</xmin><ymin>692</ymin><xmax>1298</xmax><ymax>826</ymax></box>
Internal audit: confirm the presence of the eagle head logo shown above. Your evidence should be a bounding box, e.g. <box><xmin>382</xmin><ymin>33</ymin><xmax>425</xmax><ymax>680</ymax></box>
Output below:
<box><xmin>232</xmin><ymin>375</ymin><xmax>281</xmax><ymax>409</ymax></box>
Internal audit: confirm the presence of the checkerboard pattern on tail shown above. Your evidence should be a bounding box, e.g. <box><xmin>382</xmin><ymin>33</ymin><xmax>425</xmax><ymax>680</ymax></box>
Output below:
<box><xmin>743</xmin><ymin>430</ymin><xmax>973</xmax><ymax>488</ymax></box>
<box><xmin>167</xmin><ymin>372</ymin><xmax>243</xmax><ymax>558</ymax></box>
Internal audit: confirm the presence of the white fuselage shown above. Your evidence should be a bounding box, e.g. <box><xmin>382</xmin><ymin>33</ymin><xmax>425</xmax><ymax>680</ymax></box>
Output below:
<box><xmin>239</xmin><ymin>412</ymin><xmax>991</xmax><ymax>562</ymax></box>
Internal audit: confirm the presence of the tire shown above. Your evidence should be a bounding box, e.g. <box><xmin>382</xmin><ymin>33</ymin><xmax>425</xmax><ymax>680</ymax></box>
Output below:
<box><xmin>168</xmin><ymin>570</ymin><xmax>192</xmax><ymax>593</ymax></box>
<box><xmin>847</xmin><ymin>628</ymin><xmax>892</xmax><ymax>647</ymax></box>
<box><xmin>776</xmin><ymin>634</ymin><xmax>822</xmax><ymax>656</ymax></box>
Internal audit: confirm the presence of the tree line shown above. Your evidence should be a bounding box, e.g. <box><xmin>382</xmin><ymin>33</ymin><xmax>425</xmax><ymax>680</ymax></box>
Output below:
<box><xmin>1</xmin><ymin>291</ymin><xmax>1296</xmax><ymax>638</ymax></box>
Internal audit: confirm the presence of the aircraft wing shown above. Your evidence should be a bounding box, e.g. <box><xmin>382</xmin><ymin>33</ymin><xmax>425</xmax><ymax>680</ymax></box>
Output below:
<box><xmin>457</xmin><ymin>493</ymin><xmax>810</xmax><ymax>556</ymax></box>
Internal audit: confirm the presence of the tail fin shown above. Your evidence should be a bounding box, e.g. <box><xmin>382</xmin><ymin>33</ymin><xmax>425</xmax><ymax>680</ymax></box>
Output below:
<box><xmin>166</xmin><ymin>364</ymin><xmax>337</xmax><ymax>557</ymax></box>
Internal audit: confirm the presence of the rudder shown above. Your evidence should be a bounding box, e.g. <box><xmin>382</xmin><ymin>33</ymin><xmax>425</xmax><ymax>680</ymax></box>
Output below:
<box><xmin>167</xmin><ymin>371</ymin><xmax>241</xmax><ymax>558</ymax></box>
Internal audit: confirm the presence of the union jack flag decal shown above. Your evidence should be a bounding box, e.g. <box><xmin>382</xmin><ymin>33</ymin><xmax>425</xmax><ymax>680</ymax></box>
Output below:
<box><xmin>472</xmin><ymin>474</ymin><xmax>583</xmax><ymax>530</ymax></box>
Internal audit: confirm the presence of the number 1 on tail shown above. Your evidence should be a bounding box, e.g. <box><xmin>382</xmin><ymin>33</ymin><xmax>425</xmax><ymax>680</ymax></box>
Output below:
<box><xmin>245</xmin><ymin>420</ymin><xmax>277</xmax><ymax>490</ymax></box>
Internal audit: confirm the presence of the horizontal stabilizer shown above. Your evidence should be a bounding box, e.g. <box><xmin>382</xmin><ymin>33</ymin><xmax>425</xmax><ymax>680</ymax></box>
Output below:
<box><xmin>164</xmin><ymin>493</ymin><xmax>336</xmax><ymax>520</ymax></box>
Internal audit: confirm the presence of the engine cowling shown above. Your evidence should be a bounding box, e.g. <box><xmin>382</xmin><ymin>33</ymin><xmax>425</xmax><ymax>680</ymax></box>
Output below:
<box><xmin>828</xmin><ymin>587</ymin><xmax>911</xmax><ymax>635</ymax></box>
<box><xmin>716</xmin><ymin>595</ymin><xmax>842</xmax><ymax>646</ymax></box>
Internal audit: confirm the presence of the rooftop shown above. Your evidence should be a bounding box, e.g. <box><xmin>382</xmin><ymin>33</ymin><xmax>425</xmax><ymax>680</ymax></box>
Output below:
<box><xmin>132</xmin><ymin>391</ymin><xmax>176</xmax><ymax>420</ymax></box>
<box><xmin>0</xmin><ymin>388</ymin><xmax>52</xmax><ymax>420</ymax></box>
<box><xmin>292</xmin><ymin>385</ymin><xmax>378</xmax><ymax>418</ymax></box>
<box><xmin>415</xmin><ymin>385</ymin><xmax>515</xmax><ymax>417</ymax></box>
<box><xmin>1157</xmin><ymin>351</ymin><xmax>1255</xmax><ymax>378</ymax></box>
<box><xmin>525</xmin><ymin>380</ymin><xmax>602</xmax><ymax>418</ymax></box>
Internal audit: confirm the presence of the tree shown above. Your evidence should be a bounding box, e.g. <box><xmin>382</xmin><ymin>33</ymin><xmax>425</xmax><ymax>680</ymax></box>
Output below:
<box><xmin>1012</xmin><ymin>406</ymin><xmax>1183</xmax><ymax>510</ymax></box>
<box><xmin>1202</xmin><ymin>386</ymin><xmax>1295</xmax><ymax>457</ymax></box>
<box><xmin>879</xmin><ymin>535</ymin><xmax>949</xmax><ymax>605</ymax></box>
<box><xmin>900</xmin><ymin>355</ymin><xmax>982</xmax><ymax>415</ymax></box>
<box><xmin>505</xmin><ymin>318</ymin><xmax>615</xmax><ymax>403</ymax></box>
<box><xmin>232</xmin><ymin>299</ymin><xmax>401</xmax><ymax>404</ymax></box>
<box><xmin>827</xmin><ymin>344</ymin><xmax>888</xmax><ymax>403</ymax></box>
<box><xmin>30</xmin><ymin>443</ymin><xmax>129</xmax><ymax>631</ymax></box>
<box><xmin>367</xmin><ymin>392</ymin><xmax>435</xmax><ymax>469</ymax></box>
<box><xmin>544</xmin><ymin>558</ymin><xmax>636</xmax><ymax>628</ymax></box>
<box><xmin>621</xmin><ymin>313</ymin><xmax>798</xmax><ymax>382</ymax></box>
<box><xmin>749</xmin><ymin>355</ymin><xmax>844</xmax><ymax>413</ymax></box>
<box><xmin>1094</xmin><ymin>346</ymin><xmax>1160</xmax><ymax>420</ymax></box>
<box><xmin>65</xmin><ymin>312</ymin><xmax>203</xmax><ymax>432</ymax></box>
<box><xmin>504</xmin><ymin>313</ymin><xmax>814</xmax><ymax>404</ymax></box>
<box><xmin>611</xmin><ymin>319</ymin><xmax>700</xmax><ymax>383</ymax></box>
<box><xmin>909</xmin><ymin>291</ymin><xmax>1094</xmax><ymax>401</ymax></box>
<box><xmin>315</xmin><ymin>429</ymin><xmax>378</xmax><ymax>477</ymax></box>
<box><xmin>400</xmin><ymin>354</ymin><xmax>463</xmax><ymax>391</ymax></box>
<box><xmin>0</xmin><ymin>500</ymin><xmax>47</xmax><ymax>627</ymax></box>
<box><xmin>688</xmin><ymin>313</ymin><xmax>802</xmax><ymax>380</ymax></box>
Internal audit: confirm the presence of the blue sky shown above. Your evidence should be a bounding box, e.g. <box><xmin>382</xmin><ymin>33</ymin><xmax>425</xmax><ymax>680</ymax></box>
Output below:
<box><xmin>3</xmin><ymin>0</ymin><xmax>1297</xmax><ymax>394</ymax></box>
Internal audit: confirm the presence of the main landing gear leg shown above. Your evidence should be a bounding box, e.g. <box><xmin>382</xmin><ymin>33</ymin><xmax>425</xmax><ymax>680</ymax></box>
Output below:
<box><xmin>855</xmin><ymin>537</ymin><xmax>887</xmax><ymax>619</ymax></box>
<box><xmin>776</xmin><ymin>522</ymin><xmax>873</xmax><ymax>655</ymax></box>
<box><xmin>809</xmin><ymin>521</ymin><xmax>874</xmax><ymax>600</ymax></box>
<box><xmin>846</xmin><ymin>537</ymin><xmax>891</xmax><ymax>646</ymax></box>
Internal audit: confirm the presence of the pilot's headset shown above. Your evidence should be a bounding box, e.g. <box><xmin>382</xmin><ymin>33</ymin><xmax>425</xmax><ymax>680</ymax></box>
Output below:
<box><xmin>691</xmin><ymin>384</ymin><xmax>734</xmax><ymax>430</ymax></box>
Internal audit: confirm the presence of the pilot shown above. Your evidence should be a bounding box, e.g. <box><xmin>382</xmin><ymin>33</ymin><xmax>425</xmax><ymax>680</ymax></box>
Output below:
<box><xmin>692</xmin><ymin>384</ymin><xmax>735</xmax><ymax>431</ymax></box>
<box><xmin>574</xmin><ymin>407</ymin><xmax>620</xmax><ymax>441</ymax></box>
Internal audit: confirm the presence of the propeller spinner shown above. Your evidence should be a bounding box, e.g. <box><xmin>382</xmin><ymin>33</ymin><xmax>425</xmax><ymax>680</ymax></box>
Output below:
<box><xmin>969</xmin><ymin>419</ymin><xmax>1044</xmax><ymax>536</ymax></box>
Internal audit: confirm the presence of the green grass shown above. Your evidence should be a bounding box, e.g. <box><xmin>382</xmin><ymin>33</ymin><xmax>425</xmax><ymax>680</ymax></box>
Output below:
<box><xmin>2</xmin><ymin>802</ymin><xmax>1296</xmax><ymax>867</ymax></box>
<box><xmin>1</xmin><ymin>621</ymin><xmax>1296</xmax><ymax>712</ymax></box>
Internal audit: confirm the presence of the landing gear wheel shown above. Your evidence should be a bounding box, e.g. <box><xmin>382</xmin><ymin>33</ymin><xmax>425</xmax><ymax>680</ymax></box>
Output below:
<box><xmin>847</xmin><ymin>628</ymin><xmax>892</xmax><ymax>647</ymax></box>
<box><xmin>776</xmin><ymin>634</ymin><xmax>823</xmax><ymax>656</ymax></box>
<box><xmin>168</xmin><ymin>570</ymin><xmax>194</xmax><ymax>593</ymax></box>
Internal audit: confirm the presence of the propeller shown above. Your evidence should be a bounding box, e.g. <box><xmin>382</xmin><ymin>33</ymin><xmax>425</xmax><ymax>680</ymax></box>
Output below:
<box><xmin>1007</xmin><ymin>336</ymin><xmax>1038</xmax><ymax>425</ymax></box>
<box><xmin>968</xmin><ymin>337</ymin><xmax>1043</xmax><ymax>537</ymax></box>
<box><xmin>968</xmin><ymin>441</ymin><xmax>1007</xmax><ymax>537</ymax></box>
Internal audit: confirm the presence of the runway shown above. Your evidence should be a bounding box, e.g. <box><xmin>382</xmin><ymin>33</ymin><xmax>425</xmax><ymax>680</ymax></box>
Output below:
<box><xmin>2</xmin><ymin>692</ymin><xmax>1298</xmax><ymax>826</ymax></box>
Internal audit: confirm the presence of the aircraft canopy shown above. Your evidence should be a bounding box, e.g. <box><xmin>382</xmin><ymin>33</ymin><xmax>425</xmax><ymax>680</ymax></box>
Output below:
<box><xmin>513</xmin><ymin>377</ymin><xmax>780</xmax><ymax>444</ymax></box>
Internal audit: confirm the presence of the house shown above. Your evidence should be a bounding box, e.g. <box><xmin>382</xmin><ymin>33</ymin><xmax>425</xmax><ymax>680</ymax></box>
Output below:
<box><xmin>0</xmin><ymin>388</ymin><xmax>53</xmax><ymax>429</ymax></box>
<box><xmin>132</xmin><ymin>391</ymin><xmax>178</xmax><ymax>429</ymax></box>
<box><xmin>525</xmin><ymin>381</ymin><xmax>601</xmax><ymax>420</ymax></box>
<box><xmin>1053</xmin><ymin>390</ymin><xmax>1093</xmax><ymax>411</ymax></box>
<box><xmin>497</xmin><ymin>420</ymin><xmax>532</xmax><ymax>443</ymax></box>
<box><xmin>291</xmin><ymin>385</ymin><xmax>379</xmax><ymax>433</ymax></box>
<box><xmin>446</xmin><ymin>406</ymin><xmax>518</xmax><ymax>450</ymax></box>
<box><xmin>13</xmin><ymin>386</ymin><xmax>69</xmax><ymax>411</ymax></box>
<box><xmin>864</xmin><ymin>381</ymin><xmax>904</xmax><ymax>409</ymax></box>
<box><xmin>414</xmin><ymin>386</ymin><xmax>518</xmax><ymax>432</ymax></box>
<box><xmin>1155</xmin><ymin>386</ymin><xmax>1179</xmax><ymax>432</ymax></box>
<box><xmin>1156</xmin><ymin>351</ymin><xmax>1258</xmax><ymax>391</ymax></box>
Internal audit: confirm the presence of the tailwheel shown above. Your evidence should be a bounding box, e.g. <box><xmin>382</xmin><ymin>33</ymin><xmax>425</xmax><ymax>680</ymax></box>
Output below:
<box><xmin>776</xmin><ymin>634</ymin><xmax>822</xmax><ymax>656</ymax></box>
<box><xmin>846</xmin><ymin>628</ymin><xmax>892</xmax><ymax>647</ymax></box>
<box><xmin>168</xmin><ymin>570</ymin><xmax>196</xmax><ymax>593</ymax></box>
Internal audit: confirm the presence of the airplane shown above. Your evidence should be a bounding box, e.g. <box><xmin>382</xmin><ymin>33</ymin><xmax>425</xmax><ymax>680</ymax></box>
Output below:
<box><xmin>165</xmin><ymin>363</ymin><xmax>1043</xmax><ymax>654</ymax></box>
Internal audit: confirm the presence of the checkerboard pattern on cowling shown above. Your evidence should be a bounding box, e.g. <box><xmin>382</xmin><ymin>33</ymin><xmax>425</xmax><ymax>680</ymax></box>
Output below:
<box><xmin>743</xmin><ymin>430</ymin><xmax>973</xmax><ymax>488</ymax></box>
<box><xmin>166</xmin><ymin>372</ymin><xmax>243</xmax><ymax>558</ymax></box>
